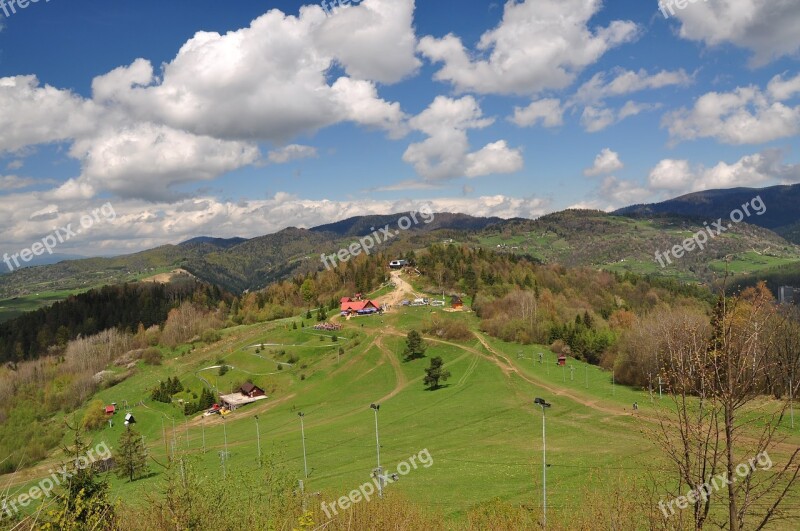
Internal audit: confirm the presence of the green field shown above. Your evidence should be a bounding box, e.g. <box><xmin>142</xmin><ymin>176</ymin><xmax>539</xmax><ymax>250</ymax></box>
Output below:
<box><xmin>4</xmin><ymin>295</ymin><xmax>799</xmax><ymax>528</ymax></box>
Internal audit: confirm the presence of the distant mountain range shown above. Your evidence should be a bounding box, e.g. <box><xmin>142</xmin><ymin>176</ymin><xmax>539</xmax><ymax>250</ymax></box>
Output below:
<box><xmin>1</xmin><ymin>186</ymin><xmax>799</xmax><ymax>312</ymax></box>
<box><xmin>615</xmin><ymin>184</ymin><xmax>800</xmax><ymax>244</ymax></box>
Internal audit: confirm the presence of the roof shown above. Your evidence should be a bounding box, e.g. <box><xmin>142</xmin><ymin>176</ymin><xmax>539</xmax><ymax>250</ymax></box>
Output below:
<box><xmin>340</xmin><ymin>297</ymin><xmax>351</xmax><ymax>303</ymax></box>
<box><xmin>340</xmin><ymin>300</ymin><xmax>380</xmax><ymax>311</ymax></box>
<box><xmin>104</xmin><ymin>405</ymin><xmax>115</xmax><ymax>413</ymax></box>
<box><xmin>240</xmin><ymin>382</ymin><xmax>262</xmax><ymax>394</ymax></box>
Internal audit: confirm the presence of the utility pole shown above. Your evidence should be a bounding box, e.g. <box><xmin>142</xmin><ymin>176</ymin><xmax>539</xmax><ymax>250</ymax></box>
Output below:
<box><xmin>790</xmin><ymin>373</ymin><xmax>795</xmax><ymax>429</ymax></box>
<box><xmin>561</xmin><ymin>364</ymin><xmax>566</xmax><ymax>383</ymax></box>
<box><xmin>534</xmin><ymin>398</ymin><xmax>552</xmax><ymax>528</ymax></box>
<box><xmin>370</xmin><ymin>403</ymin><xmax>382</xmax><ymax>498</ymax></box>
<box><xmin>185</xmin><ymin>418</ymin><xmax>190</xmax><ymax>450</ymax></box>
<box><xmin>255</xmin><ymin>415</ymin><xmax>262</xmax><ymax>467</ymax></box>
<box><xmin>299</xmin><ymin>412</ymin><xmax>308</xmax><ymax>478</ymax></box>
<box><xmin>222</xmin><ymin>416</ymin><xmax>229</xmax><ymax>479</ymax></box>
<box><xmin>162</xmin><ymin>417</ymin><xmax>169</xmax><ymax>461</ymax></box>
<box><xmin>658</xmin><ymin>375</ymin><xmax>663</xmax><ymax>399</ymax></box>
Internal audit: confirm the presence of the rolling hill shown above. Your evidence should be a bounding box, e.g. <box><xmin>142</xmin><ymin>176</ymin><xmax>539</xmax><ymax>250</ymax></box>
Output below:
<box><xmin>615</xmin><ymin>183</ymin><xmax>800</xmax><ymax>244</ymax></box>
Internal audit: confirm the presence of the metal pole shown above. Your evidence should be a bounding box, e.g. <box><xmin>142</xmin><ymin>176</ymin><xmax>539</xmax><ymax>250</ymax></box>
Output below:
<box><xmin>658</xmin><ymin>376</ymin><xmax>663</xmax><ymax>399</ymax></box>
<box><xmin>372</xmin><ymin>405</ymin><xmax>382</xmax><ymax>498</ymax></box>
<box><xmin>300</xmin><ymin>415</ymin><xmax>308</xmax><ymax>479</ymax></box>
<box><xmin>255</xmin><ymin>415</ymin><xmax>262</xmax><ymax>467</ymax></box>
<box><xmin>162</xmin><ymin>417</ymin><xmax>169</xmax><ymax>460</ymax></box>
<box><xmin>542</xmin><ymin>405</ymin><xmax>547</xmax><ymax>528</ymax></box>
<box><xmin>185</xmin><ymin>418</ymin><xmax>190</xmax><ymax>450</ymax></box>
<box><xmin>561</xmin><ymin>364</ymin><xmax>565</xmax><ymax>383</ymax></box>
<box><xmin>223</xmin><ymin>417</ymin><xmax>228</xmax><ymax>479</ymax></box>
<box><xmin>791</xmin><ymin>374</ymin><xmax>795</xmax><ymax>429</ymax></box>
<box><xmin>374</xmin><ymin>409</ymin><xmax>381</xmax><ymax>470</ymax></box>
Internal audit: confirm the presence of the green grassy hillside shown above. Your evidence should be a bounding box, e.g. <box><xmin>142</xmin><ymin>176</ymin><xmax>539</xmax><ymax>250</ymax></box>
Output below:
<box><xmin>3</xmin><ymin>278</ymin><xmax>798</xmax><ymax>529</ymax></box>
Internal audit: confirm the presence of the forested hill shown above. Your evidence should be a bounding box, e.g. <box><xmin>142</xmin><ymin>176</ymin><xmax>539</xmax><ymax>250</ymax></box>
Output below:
<box><xmin>0</xmin><ymin>278</ymin><xmax>230</xmax><ymax>363</ymax></box>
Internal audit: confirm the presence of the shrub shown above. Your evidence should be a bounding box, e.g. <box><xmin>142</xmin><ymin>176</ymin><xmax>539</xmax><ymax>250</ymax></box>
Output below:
<box><xmin>141</xmin><ymin>347</ymin><xmax>162</xmax><ymax>366</ymax></box>
<box><xmin>82</xmin><ymin>399</ymin><xmax>107</xmax><ymax>431</ymax></box>
<box><xmin>201</xmin><ymin>329</ymin><xmax>222</xmax><ymax>343</ymax></box>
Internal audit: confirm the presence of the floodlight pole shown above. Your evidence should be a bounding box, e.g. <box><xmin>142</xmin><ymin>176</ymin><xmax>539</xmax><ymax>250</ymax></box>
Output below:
<box><xmin>534</xmin><ymin>398</ymin><xmax>551</xmax><ymax>528</ymax></box>
<box><xmin>790</xmin><ymin>374</ymin><xmax>795</xmax><ymax>429</ymax></box>
<box><xmin>299</xmin><ymin>413</ymin><xmax>308</xmax><ymax>479</ymax></box>
<box><xmin>255</xmin><ymin>415</ymin><xmax>262</xmax><ymax>467</ymax></box>
<box><xmin>371</xmin><ymin>404</ymin><xmax>382</xmax><ymax>498</ymax></box>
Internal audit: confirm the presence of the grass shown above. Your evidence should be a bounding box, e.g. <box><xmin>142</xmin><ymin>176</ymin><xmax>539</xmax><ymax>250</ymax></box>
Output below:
<box><xmin>4</xmin><ymin>303</ymin><xmax>799</xmax><ymax>528</ymax></box>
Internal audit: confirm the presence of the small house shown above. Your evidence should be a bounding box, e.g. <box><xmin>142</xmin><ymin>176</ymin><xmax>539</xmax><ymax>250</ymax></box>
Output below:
<box><xmin>450</xmin><ymin>296</ymin><xmax>464</xmax><ymax>310</ymax></box>
<box><xmin>389</xmin><ymin>260</ymin><xmax>407</xmax><ymax>269</ymax></box>
<box><xmin>340</xmin><ymin>299</ymin><xmax>381</xmax><ymax>316</ymax></box>
<box><xmin>557</xmin><ymin>354</ymin><xmax>566</xmax><ymax>366</ymax></box>
<box><xmin>104</xmin><ymin>405</ymin><xmax>116</xmax><ymax>416</ymax></box>
<box><xmin>240</xmin><ymin>382</ymin><xmax>266</xmax><ymax>398</ymax></box>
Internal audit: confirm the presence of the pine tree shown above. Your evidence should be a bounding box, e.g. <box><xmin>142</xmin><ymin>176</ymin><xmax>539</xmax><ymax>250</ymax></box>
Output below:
<box><xmin>116</xmin><ymin>426</ymin><xmax>149</xmax><ymax>482</ymax></box>
<box><xmin>403</xmin><ymin>330</ymin><xmax>427</xmax><ymax>361</ymax></box>
<box><xmin>48</xmin><ymin>422</ymin><xmax>115</xmax><ymax>527</ymax></box>
<box><xmin>423</xmin><ymin>356</ymin><xmax>451</xmax><ymax>390</ymax></box>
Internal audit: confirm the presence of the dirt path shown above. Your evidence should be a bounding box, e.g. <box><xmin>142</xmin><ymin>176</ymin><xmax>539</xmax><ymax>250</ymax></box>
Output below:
<box><xmin>378</xmin><ymin>270</ymin><xmax>418</xmax><ymax>309</ymax></box>
<box><xmin>374</xmin><ymin>335</ymin><xmax>409</xmax><ymax>403</ymax></box>
<box><xmin>472</xmin><ymin>332</ymin><xmax>627</xmax><ymax>417</ymax></box>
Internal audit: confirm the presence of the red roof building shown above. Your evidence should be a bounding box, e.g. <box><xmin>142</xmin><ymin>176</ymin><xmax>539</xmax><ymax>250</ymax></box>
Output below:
<box><xmin>340</xmin><ymin>300</ymin><xmax>381</xmax><ymax>315</ymax></box>
<box><xmin>104</xmin><ymin>405</ymin><xmax>116</xmax><ymax>415</ymax></box>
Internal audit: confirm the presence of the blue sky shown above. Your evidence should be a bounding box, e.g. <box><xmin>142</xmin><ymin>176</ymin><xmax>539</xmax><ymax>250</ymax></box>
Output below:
<box><xmin>0</xmin><ymin>0</ymin><xmax>798</xmax><ymax>256</ymax></box>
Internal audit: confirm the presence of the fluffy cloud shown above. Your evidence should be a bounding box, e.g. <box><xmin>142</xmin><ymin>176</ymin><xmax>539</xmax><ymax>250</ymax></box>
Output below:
<box><xmin>90</xmin><ymin>8</ymin><xmax>408</xmax><ymax>143</ymax></box>
<box><xmin>267</xmin><ymin>144</ymin><xmax>319</xmax><ymax>164</ymax></box>
<box><xmin>574</xmin><ymin>68</ymin><xmax>691</xmax><ymax>103</ymax></box>
<box><xmin>403</xmin><ymin>96</ymin><xmax>523</xmax><ymax>180</ymax></box>
<box><xmin>663</xmin><ymin>78</ymin><xmax>800</xmax><ymax>144</ymax></box>
<box><xmin>0</xmin><ymin>4</ymin><xmax>417</xmax><ymax>203</ymax></box>
<box><xmin>510</xmin><ymin>99</ymin><xmax>564</xmax><ymax>128</ymax></box>
<box><xmin>418</xmin><ymin>0</ymin><xmax>638</xmax><ymax>95</ymax></box>
<box><xmin>670</xmin><ymin>0</ymin><xmax>800</xmax><ymax>66</ymax></box>
<box><xmin>312</xmin><ymin>0</ymin><xmax>420</xmax><ymax>83</ymax></box>
<box><xmin>581</xmin><ymin>101</ymin><xmax>658</xmax><ymax>132</ymax></box>
<box><xmin>68</xmin><ymin>124</ymin><xmax>260</xmax><ymax>201</ymax></box>
<box><xmin>647</xmin><ymin>150</ymin><xmax>800</xmax><ymax>193</ymax></box>
<box><xmin>0</xmin><ymin>76</ymin><xmax>103</xmax><ymax>153</ymax></box>
<box><xmin>584</xmin><ymin>148</ymin><xmax>624</xmax><ymax>176</ymax></box>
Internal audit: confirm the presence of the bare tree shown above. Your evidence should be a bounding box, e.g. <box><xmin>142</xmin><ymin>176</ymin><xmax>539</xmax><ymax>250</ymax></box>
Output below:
<box><xmin>651</xmin><ymin>283</ymin><xmax>800</xmax><ymax>530</ymax></box>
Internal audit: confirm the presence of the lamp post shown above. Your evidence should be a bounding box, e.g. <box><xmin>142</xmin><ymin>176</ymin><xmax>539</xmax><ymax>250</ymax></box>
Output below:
<box><xmin>298</xmin><ymin>412</ymin><xmax>308</xmax><ymax>479</ymax></box>
<box><xmin>534</xmin><ymin>397</ymin><xmax>552</xmax><ymax>528</ymax></box>
<box><xmin>255</xmin><ymin>415</ymin><xmax>262</xmax><ymax>467</ymax></box>
<box><xmin>370</xmin><ymin>403</ymin><xmax>382</xmax><ymax>498</ymax></box>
